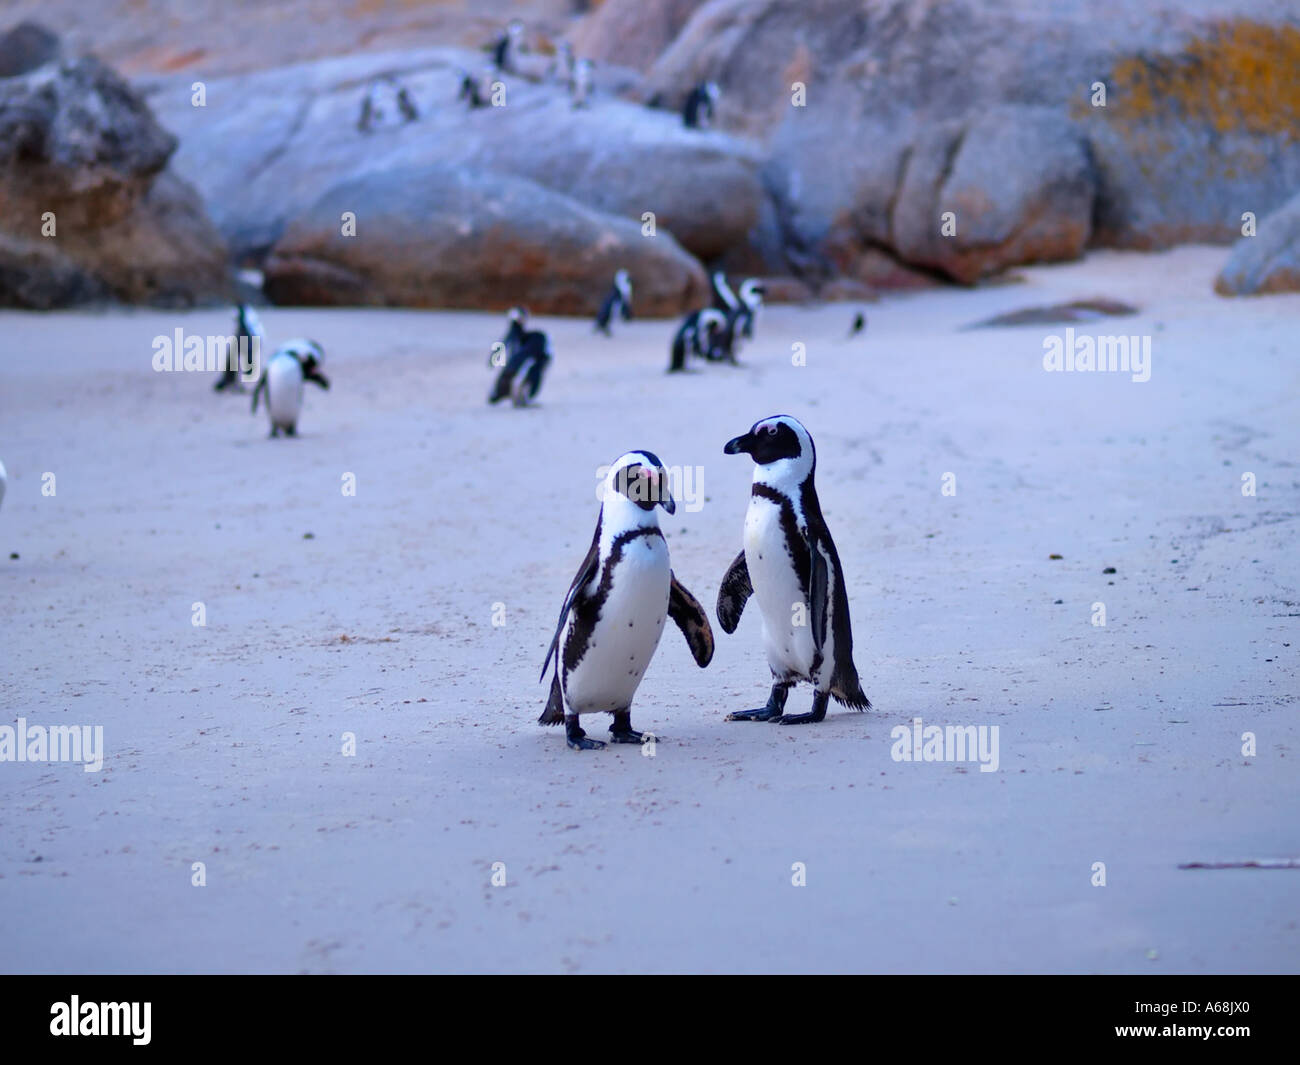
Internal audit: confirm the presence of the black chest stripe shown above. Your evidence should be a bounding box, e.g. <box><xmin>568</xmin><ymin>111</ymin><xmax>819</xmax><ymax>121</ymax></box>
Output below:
<box><xmin>562</xmin><ymin>526</ymin><xmax>666</xmax><ymax>677</ymax></box>
<box><xmin>751</xmin><ymin>483</ymin><xmax>810</xmax><ymax>595</ymax></box>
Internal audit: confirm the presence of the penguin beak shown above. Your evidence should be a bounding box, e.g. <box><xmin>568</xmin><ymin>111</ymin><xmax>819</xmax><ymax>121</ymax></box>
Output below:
<box><xmin>658</xmin><ymin>469</ymin><xmax>676</xmax><ymax>515</ymax></box>
<box><xmin>724</xmin><ymin>433</ymin><xmax>754</xmax><ymax>456</ymax></box>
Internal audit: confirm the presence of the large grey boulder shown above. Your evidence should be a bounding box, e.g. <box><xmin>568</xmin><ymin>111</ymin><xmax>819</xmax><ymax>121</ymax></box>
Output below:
<box><xmin>1215</xmin><ymin>190</ymin><xmax>1300</xmax><ymax>295</ymax></box>
<box><xmin>263</xmin><ymin>165</ymin><xmax>709</xmax><ymax>315</ymax></box>
<box><xmin>142</xmin><ymin>47</ymin><xmax>767</xmax><ymax>265</ymax></box>
<box><xmin>0</xmin><ymin>50</ymin><xmax>229</xmax><ymax>307</ymax></box>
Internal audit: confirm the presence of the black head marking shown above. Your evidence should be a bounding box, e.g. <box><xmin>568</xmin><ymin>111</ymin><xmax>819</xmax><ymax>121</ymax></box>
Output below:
<box><xmin>724</xmin><ymin>419</ymin><xmax>805</xmax><ymax>465</ymax></box>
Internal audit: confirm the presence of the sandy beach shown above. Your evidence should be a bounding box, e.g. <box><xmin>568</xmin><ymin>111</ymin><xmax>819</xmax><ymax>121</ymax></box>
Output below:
<box><xmin>1</xmin><ymin>245</ymin><xmax>1297</xmax><ymax>973</ymax></box>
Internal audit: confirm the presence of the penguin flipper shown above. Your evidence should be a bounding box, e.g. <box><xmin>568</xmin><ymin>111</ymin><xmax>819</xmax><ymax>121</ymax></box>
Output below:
<box><xmin>250</xmin><ymin>373</ymin><xmax>267</xmax><ymax>413</ymax></box>
<box><xmin>668</xmin><ymin>572</ymin><xmax>714</xmax><ymax>667</ymax></box>
<box><xmin>716</xmin><ymin>551</ymin><xmax>752</xmax><ymax>634</ymax></box>
<box><xmin>538</xmin><ymin>673</ymin><xmax>565</xmax><ymax>725</ymax></box>
<box><xmin>809</xmin><ymin>537</ymin><xmax>829</xmax><ymax>653</ymax></box>
<box><xmin>539</xmin><ymin>529</ymin><xmax>601</xmax><ymax>683</ymax></box>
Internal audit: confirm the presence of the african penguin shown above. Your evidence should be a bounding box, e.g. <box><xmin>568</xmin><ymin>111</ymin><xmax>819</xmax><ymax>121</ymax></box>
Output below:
<box><xmin>569</xmin><ymin>57</ymin><xmax>594</xmax><ymax>108</ymax></box>
<box><xmin>716</xmin><ymin>415</ymin><xmax>871</xmax><ymax>724</ymax></box>
<box><xmin>736</xmin><ymin>278</ymin><xmax>765</xmax><ymax>339</ymax></box>
<box><xmin>848</xmin><ymin>311</ymin><xmax>867</xmax><ymax>338</ymax></box>
<box><xmin>594</xmin><ymin>270</ymin><xmax>632</xmax><ymax>335</ymax></box>
<box><xmin>683</xmin><ymin>81</ymin><xmax>719</xmax><ymax>129</ymax></box>
<box><xmin>668</xmin><ymin>308</ymin><xmax>737</xmax><ymax>372</ymax></box>
<box><xmin>358</xmin><ymin>75</ymin><xmax>419</xmax><ymax>132</ymax></box>
<box><xmin>710</xmin><ymin>271</ymin><xmax>740</xmax><ymax>315</ymax></box>
<box><xmin>251</xmin><ymin>339</ymin><xmax>329</xmax><ymax>438</ymax></box>
<box><xmin>214</xmin><ymin>303</ymin><xmax>264</xmax><ymax>392</ymax></box>
<box><xmin>457</xmin><ymin>67</ymin><xmax>490</xmax><ymax>108</ymax></box>
<box><xmin>489</xmin><ymin>308</ymin><xmax>551</xmax><ymax>407</ymax></box>
<box><xmin>493</xmin><ymin>20</ymin><xmax>524</xmax><ymax>73</ymax></box>
<box><xmin>539</xmin><ymin>451</ymin><xmax>713</xmax><ymax>749</ymax></box>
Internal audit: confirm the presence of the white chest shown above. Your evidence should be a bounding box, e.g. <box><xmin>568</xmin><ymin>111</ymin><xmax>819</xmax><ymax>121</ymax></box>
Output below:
<box><xmin>744</xmin><ymin>495</ymin><xmax>817</xmax><ymax>677</ymax></box>
<box><xmin>265</xmin><ymin>356</ymin><xmax>304</xmax><ymax>428</ymax></box>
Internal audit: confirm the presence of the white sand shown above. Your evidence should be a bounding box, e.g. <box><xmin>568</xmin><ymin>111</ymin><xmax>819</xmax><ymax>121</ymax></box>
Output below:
<box><xmin>2</xmin><ymin>246</ymin><xmax>1297</xmax><ymax>973</ymax></box>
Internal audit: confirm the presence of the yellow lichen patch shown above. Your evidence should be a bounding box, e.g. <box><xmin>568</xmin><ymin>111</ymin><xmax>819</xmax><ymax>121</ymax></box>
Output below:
<box><xmin>1105</xmin><ymin>19</ymin><xmax>1300</xmax><ymax>137</ymax></box>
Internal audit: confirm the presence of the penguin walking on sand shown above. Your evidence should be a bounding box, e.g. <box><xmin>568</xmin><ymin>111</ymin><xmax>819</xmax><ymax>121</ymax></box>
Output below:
<box><xmin>668</xmin><ymin>308</ymin><xmax>734</xmax><ymax>372</ymax></box>
<box><xmin>848</xmin><ymin>311</ymin><xmax>867</xmax><ymax>338</ymax></box>
<box><xmin>489</xmin><ymin>308</ymin><xmax>551</xmax><ymax>407</ymax></box>
<box><xmin>539</xmin><ymin>451</ymin><xmax>714</xmax><ymax>749</ymax></box>
<box><xmin>251</xmin><ymin>339</ymin><xmax>330</xmax><ymax>438</ymax></box>
<box><xmin>683</xmin><ymin>81</ymin><xmax>719</xmax><ymax>129</ymax></box>
<box><xmin>214</xmin><ymin>303</ymin><xmax>264</xmax><ymax>392</ymax></box>
<box><xmin>594</xmin><ymin>269</ymin><xmax>632</xmax><ymax>335</ymax></box>
<box><xmin>716</xmin><ymin>415</ymin><xmax>871</xmax><ymax>724</ymax></box>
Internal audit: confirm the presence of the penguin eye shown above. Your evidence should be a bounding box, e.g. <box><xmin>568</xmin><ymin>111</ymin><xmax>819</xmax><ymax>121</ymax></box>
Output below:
<box><xmin>763</xmin><ymin>425</ymin><xmax>778</xmax><ymax>436</ymax></box>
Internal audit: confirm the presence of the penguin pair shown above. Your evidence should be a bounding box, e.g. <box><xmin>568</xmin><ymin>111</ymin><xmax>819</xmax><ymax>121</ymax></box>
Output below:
<box><xmin>540</xmin><ymin>417</ymin><xmax>869</xmax><ymax>749</ymax></box>
<box><xmin>594</xmin><ymin>270</ymin><xmax>632</xmax><ymax>335</ymax></box>
<box><xmin>488</xmin><ymin>308</ymin><xmax>551</xmax><ymax>407</ymax></box>
<box><xmin>683</xmin><ymin>81</ymin><xmax>719</xmax><ymax>129</ymax></box>
<box><xmin>668</xmin><ymin>308</ymin><xmax>736</xmax><ymax>372</ymax></box>
<box><xmin>457</xmin><ymin>67</ymin><xmax>492</xmax><ymax>109</ymax></box>
<box><xmin>711</xmin><ymin>272</ymin><xmax>764</xmax><ymax>341</ymax></box>
<box><xmin>213</xmin><ymin>304</ymin><xmax>264</xmax><ymax>392</ymax></box>
<box><xmin>251</xmin><ymin>339</ymin><xmax>330</xmax><ymax>438</ymax></box>
<box><xmin>358</xmin><ymin>76</ymin><xmax>419</xmax><ymax>132</ymax></box>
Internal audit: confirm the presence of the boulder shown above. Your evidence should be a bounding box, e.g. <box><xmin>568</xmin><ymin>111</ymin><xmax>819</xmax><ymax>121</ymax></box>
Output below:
<box><xmin>641</xmin><ymin>0</ymin><xmax>1300</xmax><ymax>280</ymax></box>
<box><xmin>142</xmin><ymin>48</ymin><xmax>768</xmax><ymax>266</ymax></box>
<box><xmin>263</xmin><ymin>165</ymin><xmax>709</xmax><ymax>316</ymax></box>
<box><xmin>569</xmin><ymin>0</ymin><xmax>710</xmax><ymax>73</ymax></box>
<box><xmin>0</xmin><ymin>52</ymin><xmax>229</xmax><ymax>307</ymax></box>
<box><xmin>1214</xmin><ymin>191</ymin><xmax>1300</xmax><ymax>295</ymax></box>
<box><xmin>0</xmin><ymin>21</ymin><xmax>60</xmax><ymax>77</ymax></box>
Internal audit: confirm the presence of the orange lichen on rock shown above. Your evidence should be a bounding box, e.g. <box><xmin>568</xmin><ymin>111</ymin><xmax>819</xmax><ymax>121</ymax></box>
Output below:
<box><xmin>1104</xmin><ymin>19</ymin><xmax>1300</xmax><ymax>137</ymax></box>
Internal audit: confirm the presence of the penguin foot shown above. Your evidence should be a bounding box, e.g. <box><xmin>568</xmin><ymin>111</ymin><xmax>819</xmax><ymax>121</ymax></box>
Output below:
<box><xmin>565</xmin><ymin>716</ymin><xmax>605</xmax><ymax>750</ymax></box>
<box><xmin>609</xmin><ymin>711</ymin><xmax>645</xmax><ymax>744</ymax></box>
<box><xmin>725</xmin><ymin>707</ymin><xmax>782</xmax><ymax>722</ymax></box>
<box><xmin>779</xmin><ymin>692</ymin><xmax>829</xmax><ymax>725</ymax></box>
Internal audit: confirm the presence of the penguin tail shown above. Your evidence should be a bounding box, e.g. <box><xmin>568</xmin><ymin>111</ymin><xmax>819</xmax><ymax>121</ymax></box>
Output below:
<box><xmin>538</xmin><ymin>673</ymin><xmax>566</xmax><ymax>725</ymax></box>
<box><xmin>831</xmin><ymin>666</ymin><xmax>872</xmax><ymax>712</ymax></box>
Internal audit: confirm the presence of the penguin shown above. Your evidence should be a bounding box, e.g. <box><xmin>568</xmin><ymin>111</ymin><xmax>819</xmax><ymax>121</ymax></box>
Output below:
<box><xmin>683</xmin><ymin>81</ymin><xmax>719</xmax><ymax>129</ymax></box>
<box><xmin>457</xmin><ymin>67</ymin><xmax>489</xmax><ymax>108</ymax></box>
<box><xmin>569</xmin><ymin>57</ymin><xmax>594</xmax><ymax>108</ymax></box>
<box><xmin>489</xmin><ymin>309</ymin><xmax>551</xmax><ymax>407</ymax></box>
<box><xmin>710</xmin><ymin>271</ymin><xmax>740</xmax><ymax>316</ymax></box>
<box><xmin>668</xmin><ymin>308</ymin><xmax>734</xmax><ymax>372</ymax></box>
<box><xmin>539</xmin><ymin>451</ymin><xmax>714</xmax><ymax>749</ymax></box>
<box><xmin>358</xmin><ymin>75</ymin><xmax>419</xmax><ymax>133</ymax></box>
<box><xmin>594</xmin><ymin>269</ymin><xmax>632</xmax><ymax>335</ymax></box>
<box><xmin>716</xmin><ymin>415</ymin><xmax>871</xmax><ymax>724</ymax></box>
<box><xmin>848</xmin><ymin>311</ymin><xmax>867</xmax><ymax>338</ymax></box>
<box><xmin>735</xmin><ymin>278</ymin><xmax>765</xmax><ymax>339</ymax></box>
<box><xmin>251</xmin><ymin>339</ymin><xmax>330</xmax><ymax>438</ymax></box>
<box><xmin>492</xmin><ymin>20</ymin><xmax>524</xmax><ymax>73</ymax></box>
<box><xmin>213</xmin><ymin>303</ymin><xmax>264</xmax><ymax>392</ymax></box>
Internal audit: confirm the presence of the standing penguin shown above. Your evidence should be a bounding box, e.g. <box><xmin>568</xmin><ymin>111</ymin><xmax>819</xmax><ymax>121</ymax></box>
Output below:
<box><xmin>539</xmin><ymin>451</ymin><xmax>714</xmax><ymax>749</ymax></box>
<box><xmin>569</xmin><ymin>57</ymin><xmax>594</xmax><ymax>108</ymax></box>
<box><xmin>683</xmin><ymin>81</ymin><xmax>719</xmax><ymax>129</ymax></box>
<box><xmin>710</xmin><ymin>271</ymin><xmax>740</xmax><ymax>316</ymax></box>
<box><xmin>716</xmin><ymin>415</ymin><xmax>871</xmax><ymax>724</ymax></box>
<box><xmin>492</xmin><ymin>20</ymin><xmax>524</xmax><ymax>73</ymax></box>
<box><xmin>594</xmin><ymin>269</ymin><xmax>633</xmax><ymax>335</ymax></box>
<box><xmin>251</xmin><ymin>339</ymin><xmax>330</xmax><ymax>438</ymax></box>
<box><xmin>214</xmin><ymin>303</ymin><xmax>264</xmax><ymax>392</ymax></box>
<box><xmin>735</xmin><ymin>278</ymin><xmax>765</xmax><ymax>339</ymax></box>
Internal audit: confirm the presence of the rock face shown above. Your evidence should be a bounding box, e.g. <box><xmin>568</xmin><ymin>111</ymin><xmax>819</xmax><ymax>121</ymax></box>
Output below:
<box><xmin>0</xmin><ymin>21</ymin><xmax>60</xmax><ymax>77</ymax></box>
<box><xmin>1215</xmin><ymin>191</ymin><xmax>1300</xmax><ymax>295</ymax></box>
<box><xmin>624</xmin><ymin>0</ymin><xmax>1300</xmax><ymax>284</ymax></box>
<box><xmin>263</xmin><ymin>166</ymin><xmax>709</xmax><ymax>315</ymax></box>
<box><xmin>143</xmin><ymin>48</ymin><xmax>766</xmax><ymax>269</ymax></box>
<box><xmin>0</xmin><ymin>44</ymin><xmax>229</xmax><ymax>307</ymax></box>
<box><xmin>569</xmin><ymin>0</ymin><xmax>708</xmax><ymax>73</ymax></box>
